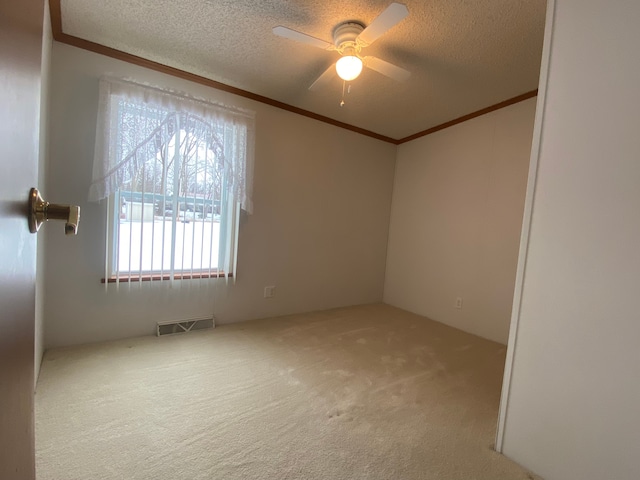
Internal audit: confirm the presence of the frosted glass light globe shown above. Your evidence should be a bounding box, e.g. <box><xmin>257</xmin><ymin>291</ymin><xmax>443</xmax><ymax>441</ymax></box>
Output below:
<box><xmin>336</xmin><ymin>56</ymin><xmax>363</xmax><ymax>81</ymax></box>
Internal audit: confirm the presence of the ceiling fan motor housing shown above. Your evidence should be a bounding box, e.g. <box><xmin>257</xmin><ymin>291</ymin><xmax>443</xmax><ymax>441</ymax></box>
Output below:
<box><xmin>333</xmin><ymin>22</ymin><xmax>365</xmax><ymax>55</ymax></box>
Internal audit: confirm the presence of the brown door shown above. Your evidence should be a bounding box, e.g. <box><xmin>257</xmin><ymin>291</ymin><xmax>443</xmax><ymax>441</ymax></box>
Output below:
<box><xmin>0</xmin><ymin>1</ymin><xmax>45</xmax><ymax>479</ymax></box>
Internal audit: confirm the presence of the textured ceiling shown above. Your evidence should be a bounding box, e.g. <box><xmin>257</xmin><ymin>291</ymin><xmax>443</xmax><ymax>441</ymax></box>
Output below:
<box><xmin>59</xmin><ymin>0</ymin><xmax>546</xmax><ymax>140</ymax></box>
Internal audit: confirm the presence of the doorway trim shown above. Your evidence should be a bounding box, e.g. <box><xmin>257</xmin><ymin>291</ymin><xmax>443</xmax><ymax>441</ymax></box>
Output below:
<box><xmin>495</xmin><ymin>0</ymin><xmax>556</xmax><ymax>453</ymax></box>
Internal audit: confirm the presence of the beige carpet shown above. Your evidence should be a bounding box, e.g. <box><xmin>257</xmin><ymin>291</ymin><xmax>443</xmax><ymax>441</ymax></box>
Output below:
<box><xmin>36</xmin><ymin>304</ymin><xmax>538</xmax><ymax>480</ymax></box>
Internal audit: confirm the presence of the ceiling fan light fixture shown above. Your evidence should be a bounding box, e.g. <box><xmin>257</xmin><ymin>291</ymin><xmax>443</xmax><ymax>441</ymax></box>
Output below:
<box><xmin>336</xmin><ymin>55</ymin><xmax>363</xmax><ymax>81</ymax></box>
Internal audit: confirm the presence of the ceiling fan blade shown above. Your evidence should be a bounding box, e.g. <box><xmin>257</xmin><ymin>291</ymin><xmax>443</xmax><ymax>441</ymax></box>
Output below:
<box><xmin>357</xmin><ymin>2</ymin><xmax>409</xmax><ymax>46</ymax></box>
<box><xmin>309</xmin><ymin>64</ymin><xmax>337</xmax><ymax>91</ymax></box>
<box><xmin>272</xmin><ymin>26</ymin><xmax>333</xmax><ymax>50</ymax></box>
<box><xmin>364</xmin><ymin>56</ymin><xmax>411</xmax><ymax>82</ymax></box>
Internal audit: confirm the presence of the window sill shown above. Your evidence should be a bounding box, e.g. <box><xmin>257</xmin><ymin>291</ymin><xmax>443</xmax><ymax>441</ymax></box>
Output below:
<box><xmin>101</xmin><ymin>272</ymin><xmax>232</xmax><ymax>283</ymax></box>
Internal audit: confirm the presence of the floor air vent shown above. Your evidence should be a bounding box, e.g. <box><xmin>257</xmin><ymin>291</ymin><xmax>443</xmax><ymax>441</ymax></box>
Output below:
<box><xmin>157</xmin><ymin>317</ymin><xmax>215</xmax><ymax>336</ymax></box>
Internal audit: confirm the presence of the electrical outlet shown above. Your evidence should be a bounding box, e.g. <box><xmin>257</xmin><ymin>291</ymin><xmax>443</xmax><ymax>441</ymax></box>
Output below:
<box><xmin>455</xmin><ymin>296</ymin><xmax>463</xmax><ymax>309</ymax></box>
<box><xmin>264</xmin><ymin>286</ymin><xmax>275</xmax><ymax>299</ymax></box>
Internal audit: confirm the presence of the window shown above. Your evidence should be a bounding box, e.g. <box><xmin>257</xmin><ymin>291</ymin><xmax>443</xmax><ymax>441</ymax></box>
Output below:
<box><xmin>90</xmin><ymin>78</ymin><xmax>255</xmax><ymax>282</ymax></box>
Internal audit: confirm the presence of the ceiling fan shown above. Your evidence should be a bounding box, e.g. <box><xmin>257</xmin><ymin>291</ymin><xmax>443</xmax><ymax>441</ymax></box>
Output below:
<box><xmin>272</xmin><ymin>2</ymin><xmax>411</xmax><ymax>91</ymax></box>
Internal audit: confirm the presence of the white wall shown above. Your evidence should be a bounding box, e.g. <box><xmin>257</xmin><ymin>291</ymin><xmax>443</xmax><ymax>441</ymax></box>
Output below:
<box><xmin>501</xmin><ymin>1</ymin><xmax>640</xmax><ymax>479</ymax></box>
<box><xmin>44</xmin><ymin>43</ymin><xmax>396</xmax><ymax>348</ymax></box>
<box><xmin>35</xmin><ymin>0</ymin><xmax>52</xmax><ymax>384</ymax></box>
<box><xmin>384</xmin><ymin>99</ymin><xmax>536</xmax><ymax>344</ymax></box>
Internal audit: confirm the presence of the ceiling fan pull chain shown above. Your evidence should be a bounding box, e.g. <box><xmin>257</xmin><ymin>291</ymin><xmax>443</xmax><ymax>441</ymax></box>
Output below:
<box><xmin>340</xmin><ymin>80</ymin><xmax>346</xmax><ymax>107</ymax></box>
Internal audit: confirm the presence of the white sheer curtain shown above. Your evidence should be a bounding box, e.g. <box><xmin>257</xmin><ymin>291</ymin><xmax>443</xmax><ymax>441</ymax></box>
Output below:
<box><xmin>90</xmin><ymin>77</ymin><xmax>254</xmax><ymax>284</ymax></box>
<box><xmin>90</xmin><ymin>77</ymin><xmax>255</xmax><ymax>213</ymax></box>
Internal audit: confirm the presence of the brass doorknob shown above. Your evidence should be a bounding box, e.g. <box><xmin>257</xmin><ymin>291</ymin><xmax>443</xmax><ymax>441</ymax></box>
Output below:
<box><xmin>28</xmin><ymin>188</ymin><xmax>80</xmax><ymax>235</ymax></box>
